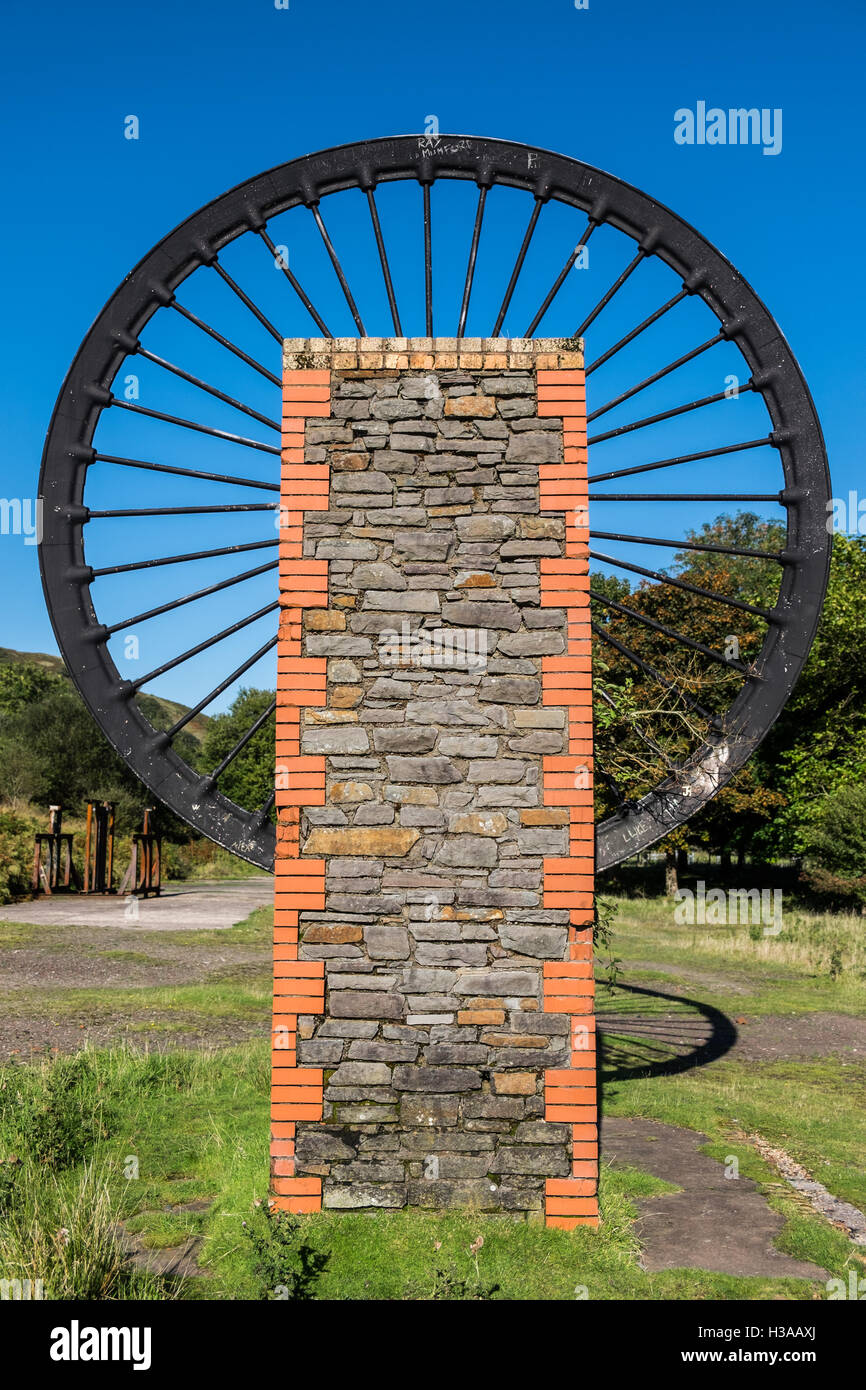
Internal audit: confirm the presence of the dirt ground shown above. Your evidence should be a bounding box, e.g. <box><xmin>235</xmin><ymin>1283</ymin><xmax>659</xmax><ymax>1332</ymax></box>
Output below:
<box><xmin>0</xmin><ymin>879</ymin><xmax>273</xmax><ymax>1059</ymax></box>
<box><xmin>1</xmin><ymin>879</ymin><xmax>864</xmax><ymax>1068</ymax></box>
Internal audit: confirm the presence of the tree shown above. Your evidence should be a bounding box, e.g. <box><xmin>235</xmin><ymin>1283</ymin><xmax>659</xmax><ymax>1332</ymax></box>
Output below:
<box><xmin>199</xmin><ymin>687</ymin><xmax>275</xmax><ymax>816</ymax></box>
<box><xmin>0</xmin><ymin>661</ymin><xmax>196</xmax><ymax>839</ymax></box>
<box><xmin>591</xmin><ymin>513</ymin><xmax>791</xmax><ymax>863</ymax></box>
<box><xmin>0</xmin><ymin>676</ymin><xmax>148</xmax><ymax>827</ymax></box>
<box><xmin>754</xmin><ymin>534</ymin><xmax>866</xmax><ymax>858</ymax></box>
<box><xmin>0</xmin><ymin>661</ymin><xmax>65</xmax><ymax>715</ymax></box>
<box><xmin>799</xmin><ymin>783</ymin><xmax>866</xmax><ymax>909</ymax></box>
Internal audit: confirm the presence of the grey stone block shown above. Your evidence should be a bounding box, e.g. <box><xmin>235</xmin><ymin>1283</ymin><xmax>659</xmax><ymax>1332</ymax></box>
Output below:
<box><xmin>329</xmin><ymin>1061</ymin><xmax>392</xmax><ymax>1087</ymax></box>
<box><xmin>386</xmin><ymin>755</ymin><xmax>461</xmax><ymax>783</ymax></box>
<box><xmin>434</xmin><ymin>835</ymin><xmax>498</xmax><ymax>868</ymax></box>
<box><xmin>330</xmin><ymin>991</ymin><xmax>404</xmax><ymax>1019</ymax></box>
<box><xmin>454</xmin><ymin>970</ymin><xmax>538</xmax><ymax>996</ymax></box>
<box><xmin>392</xmin><ymin>1066</ymin><xmax>482</xmax><ymax>1092</ymax></box>
<box><xmin>372</xmin><ymin>727</ymin><xmax>437</xmax><ymax>754</ymax></box>
<box><xmin>479</xmin><ymin>676</ymin><xmax>541</xmax><ymax>705</ymax></box>
<box><xmin>301</xmin><ymin>726</ymin><xmax>371</xmax><ymax>755</ymax></box>
<box><xmin>323</xmin><ymin>1183</ymin><xmax>406</xmax><ymax>1209</ymax></box>
<box><xmin>365</xmin><ymin>923</ymin><xmax>411</xmax><ymax>959</ymax></box>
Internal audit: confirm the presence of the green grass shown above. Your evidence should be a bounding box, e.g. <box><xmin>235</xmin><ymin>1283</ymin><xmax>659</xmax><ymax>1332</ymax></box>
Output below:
<box><xmin>166</xmin><ymin>903</ymin><xmax>273</xmax><ymax>948</ymax></box>
<box><xmin>604</xmin><ymin>1055</ymin><xmax>866</xmax><ymax>1213</ymax></box>
<box><xmin>0</xmin><ymin>898</ymin><xmax>863</xmax><ymax>1299</ymax></box>
<box><xmin>0</xmin><ymin>1042</ymin><xmax>861</xmax><ymax>1301</ymax></box>
<box><xmin>605</xmin><ymin>894</ymin><xmax>866</xmax><ymax>1015</ymax></box>
<box><xmin>1</xmin><ymin>978</ymin><xmax>270</xmax><ymax>1024</ymax></box>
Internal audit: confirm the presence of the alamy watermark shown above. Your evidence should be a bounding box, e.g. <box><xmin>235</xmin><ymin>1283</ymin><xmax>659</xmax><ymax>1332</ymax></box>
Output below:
<box><xmin>674</xmin><ymin>879</ymin><xmax>783</xmax><ymax>937</ymax></box>
<box><xmin>1</xmin><ymin>1278</ymin><xmax>44</xmax><ymax>1300</ymax></box>
<box><xmin>378</xmin><ymin>619</ymin><xmax>488</xmax><ymax>670</ymax></box>
<box><xmin>826</xmin><ymin>492</ymin><xmax>866</xmax><ymax>535</ymax></box>
<box><xmin>0</xmin><ymin>497</ymin><xmax>42</xmax><ymax>545</ymax></box>
<box><xmin>674</xmin><ymin>103</ymin><xmax>782</xmax><ymax>156</ymax></box>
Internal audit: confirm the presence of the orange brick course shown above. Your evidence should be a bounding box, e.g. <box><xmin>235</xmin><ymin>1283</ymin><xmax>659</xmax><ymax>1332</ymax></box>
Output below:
<box><xmin>537</xmin><ymin>363</ymin><xmax>599</xmax><ymax>1229</ymax></box>
<box><xmin>269</xmin><ymin>369</ymin><xmax>332</xmax><ymax>1213</ymax></box>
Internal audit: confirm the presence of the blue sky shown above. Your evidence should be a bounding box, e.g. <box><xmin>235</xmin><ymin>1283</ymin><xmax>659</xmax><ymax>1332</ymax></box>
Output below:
<box><xmin>1</xmin><ymin>0</ymin><xmax>863</xmax><ymax>712</ymax></box>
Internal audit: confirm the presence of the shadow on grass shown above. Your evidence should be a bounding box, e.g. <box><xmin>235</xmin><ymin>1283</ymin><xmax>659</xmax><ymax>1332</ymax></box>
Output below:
<box><xmin>597</xmin><ymin>980</ymin><xmax>737</xmax><ymax>1083</ymax></box>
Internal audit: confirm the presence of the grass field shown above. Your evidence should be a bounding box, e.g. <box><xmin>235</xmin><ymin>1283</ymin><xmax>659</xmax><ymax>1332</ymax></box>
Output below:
<box><xmin>0</xmin><ymin>895</ymin><xmax>863</xmax><ymax>1300</ymax></box>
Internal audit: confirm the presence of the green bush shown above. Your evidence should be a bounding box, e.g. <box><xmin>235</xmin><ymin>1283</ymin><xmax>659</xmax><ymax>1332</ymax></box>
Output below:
<box><xmin>0</xmin><ymin>809</ymin><xmax>40</xmax><ymax>903</ymax></box>
<box><xmin>160</xmin><ymin>839</ymin><xmax>261</xmax><ymax>881</ymax></box>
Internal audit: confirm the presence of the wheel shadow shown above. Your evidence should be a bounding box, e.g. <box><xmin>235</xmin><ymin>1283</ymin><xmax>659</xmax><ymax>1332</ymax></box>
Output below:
<box><xmin>596</xmin><ymin>980</ymin><xmax>737</xmax><ymax>1084</ymax></box>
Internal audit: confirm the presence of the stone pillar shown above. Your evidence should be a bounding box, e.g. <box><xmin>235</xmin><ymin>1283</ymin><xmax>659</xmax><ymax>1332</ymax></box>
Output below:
<box><xmin>270</xmin><ymin>339</ymin><xmax>597</xmax><ymax>1228</ymax></box>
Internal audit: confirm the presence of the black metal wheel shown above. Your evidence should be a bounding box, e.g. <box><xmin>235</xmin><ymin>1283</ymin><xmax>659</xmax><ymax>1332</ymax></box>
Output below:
<box><xmin>38</xmin><ymin>135</ymin><xmax>831</xmax><ymax>872</ymax></box>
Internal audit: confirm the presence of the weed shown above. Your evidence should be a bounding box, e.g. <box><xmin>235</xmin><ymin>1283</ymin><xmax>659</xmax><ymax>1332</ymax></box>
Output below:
<box><xmin>4</xmin><ymin>1053</ymin><xmax>115</xmax><ymax>1169</ymax></box>
<box><xmin>242</xmin><ymin>1201</ymin><xmax>329</xmax><ymax>1299</ymax></box>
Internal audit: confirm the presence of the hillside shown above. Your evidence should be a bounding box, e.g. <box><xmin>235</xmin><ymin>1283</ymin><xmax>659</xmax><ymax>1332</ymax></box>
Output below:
<box><xmin>0</xmin><ymin>647</ymin><xmax>211</xmax><ymax>743</ymax></box>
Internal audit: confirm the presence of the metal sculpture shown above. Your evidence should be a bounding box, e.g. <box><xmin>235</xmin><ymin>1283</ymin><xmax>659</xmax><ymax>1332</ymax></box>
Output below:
<box><xmin>38</xmin><ymin>137</ymin><xmax>831</xmax><ymax>871</ymax></box>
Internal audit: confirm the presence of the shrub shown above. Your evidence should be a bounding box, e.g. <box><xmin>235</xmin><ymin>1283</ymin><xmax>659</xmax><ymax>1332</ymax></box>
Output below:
<box><xmin>242</xmin><ymin>1202</ymin><xmax>329</xmax><ymax>1299</ymax></box>
<box><xmin>0</xmin><ymin>809</ymin><xmax>40</xmax><ymax>903</ymax></box>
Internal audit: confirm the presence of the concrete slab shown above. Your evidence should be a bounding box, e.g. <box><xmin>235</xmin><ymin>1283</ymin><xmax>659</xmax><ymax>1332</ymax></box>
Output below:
<box><xmin>602</xmin><ymin>1116</ymin><xmax>828</xmax><ymax>1280</ymax></box>
<box><xmin>0</xmin><ymin>878</ymin><xmax>273</xmax><ymax>932</ymax></box>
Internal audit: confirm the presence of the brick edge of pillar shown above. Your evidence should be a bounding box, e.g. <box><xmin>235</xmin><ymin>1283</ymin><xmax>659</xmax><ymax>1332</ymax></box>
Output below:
<box><xmin>270</xmin><ymin>367</ymin><xmax>332</xmax><ymax>1213</ymax></box>
<box><xmin>537</xmin><ymin>364</ymin><xmax>599</xmax><ymax>1230</ymax></box>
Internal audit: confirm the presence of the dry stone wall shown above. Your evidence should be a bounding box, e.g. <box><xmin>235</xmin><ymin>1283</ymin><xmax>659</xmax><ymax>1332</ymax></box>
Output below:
<box><xmin>272</xmin><ymin>339</ymin><xmax>597</xmax><ymax>1228</ymax></box>
<box><xmin>297</xmin><ymin>366</ymin><xmax>571</xmax><ymax>1214</ymax></box>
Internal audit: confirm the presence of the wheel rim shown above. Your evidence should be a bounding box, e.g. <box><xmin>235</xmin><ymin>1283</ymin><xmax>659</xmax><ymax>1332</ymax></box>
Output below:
<box><xmin>38</xmin><ymin>134</ymin><xmax>831</xmax><ymax>872</ymax></box>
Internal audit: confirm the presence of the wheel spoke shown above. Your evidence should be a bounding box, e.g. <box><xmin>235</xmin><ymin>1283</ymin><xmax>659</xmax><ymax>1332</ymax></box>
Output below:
<box><xmin>588</xmin><ymin>437</ymin><xmax>775</xmax><ymax>485</ymax></box>
<box><xmin>94</xmin><ymin>453</ymin><xmax>279</xmax><ymax>492</ymax></box>
<box><xmin>457</xmin><ymin>185</ymin><xmax>488</xmax><ymax>338</ymax></box>
<box><xmin>366</xmin><ymin>188</ymin><xmax>402</xmax><ymax>335</ymax></box>
<box><xmin>590</xmin><ymin>529</ymin><xmax>783</xmax><ymax>561</ymax></box>
<box><xmin>170</xmin><ymin>300</ymin><xmax>281</xmax><ymax>386</ymax></box>
<box><xmin>588</xmin><ymin>492</ymin><xmax>779</xmax><ymax>502</ymax></box>
<box><xmin>257</xmin><ymin>227</ymin><xmax>333</xmax><ymax>338</ymax></box>
<box><xmin>128</xmin><ymin>601</ymin><xmax>278</xmax><ymax>690</ymax></box>
<box><xmin>211</xmin><ymin>259</ymin><xmax>283</xmax><ymax>343</ymax></box>
<box><xmin>88</xmin><ymin>503</ymin><xmax>277</xmax><ymax>518</ymax></box>
<box><xmin>251</xmin><ymin>790</ymin><xmax>276</xmax><ymax>826</ymax></box>
<box><xmin>423</xmin><ymin>183</ymin><xmax>433</xmax><ymax>336</ymax></box>
<box><xmin>207</xmin><ymin>699</ymin><xmax>277</xmax><ymax>784</ymax></box>
<box><xmin>587</xmin><ymin>334</ymin><xmax>724</xmax><ymax>423</ymax></box>
<box><xmin>589</xmin><ymin>547</ymin><xmax>776</xmax><ymax>620</ymax></box>
<box><xmin>523</xmin><ymin>219</ymin><xmax>596</xmax><ymax>336</ymax></box>
<box><xmin>104</xmin><ymin>559</ymin><xmax>279</xmax><ymax>635</ymax></box>
<box><xmin>586</xmin><ymin>289</ymin><xmax>688</xmax><ymax>375</ymax></box>
<box><xmin>166</xmin><ymin>635</ymin><xmax>279</xmax><ymax>736</ymax></box>
<box><xmin>590</xmin><ymin>590</ymin><xmax>753</xmax><ymax>675</ymax></box>
<box><xmin>574</xmin><ymin>250</ymin><xmax>645</xmax><ymax>338</ymax></box>
<box><xmin>587</xmin><ymin>385</ymin><xmax>754</xmax><ymax>447</ymax></box>
<box><xmin>596</xmin><ymin>763</ymin><xmax>630</xmax><ymax>810</ymax></box>
<box><xmin>91</xmin><ymin>537</ymin><xmax>278</xmax><ymax>578</ymax></box>
<box><xmin>309</xmin><ymin>204</ymin><xmax>366</xmax><ymax>335</ymax></box>
<box><xmin>592</xmin><ymin>623</ymin><xmax>719</xmax><ymax>725</ymax></box>
<box><xmin>112</xmin><ymin>399</ymin><xmax>280</xmax><ymax>455</ymax></box>
<box><xmin>135</xmin><ymin>346</ymin><xmax>281</xmax><ymax>432</ymax></box>
<box><xmin>492</xmin><ymin>198</ymin><xmax>543</xmax><ymax>336</ymax></box>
